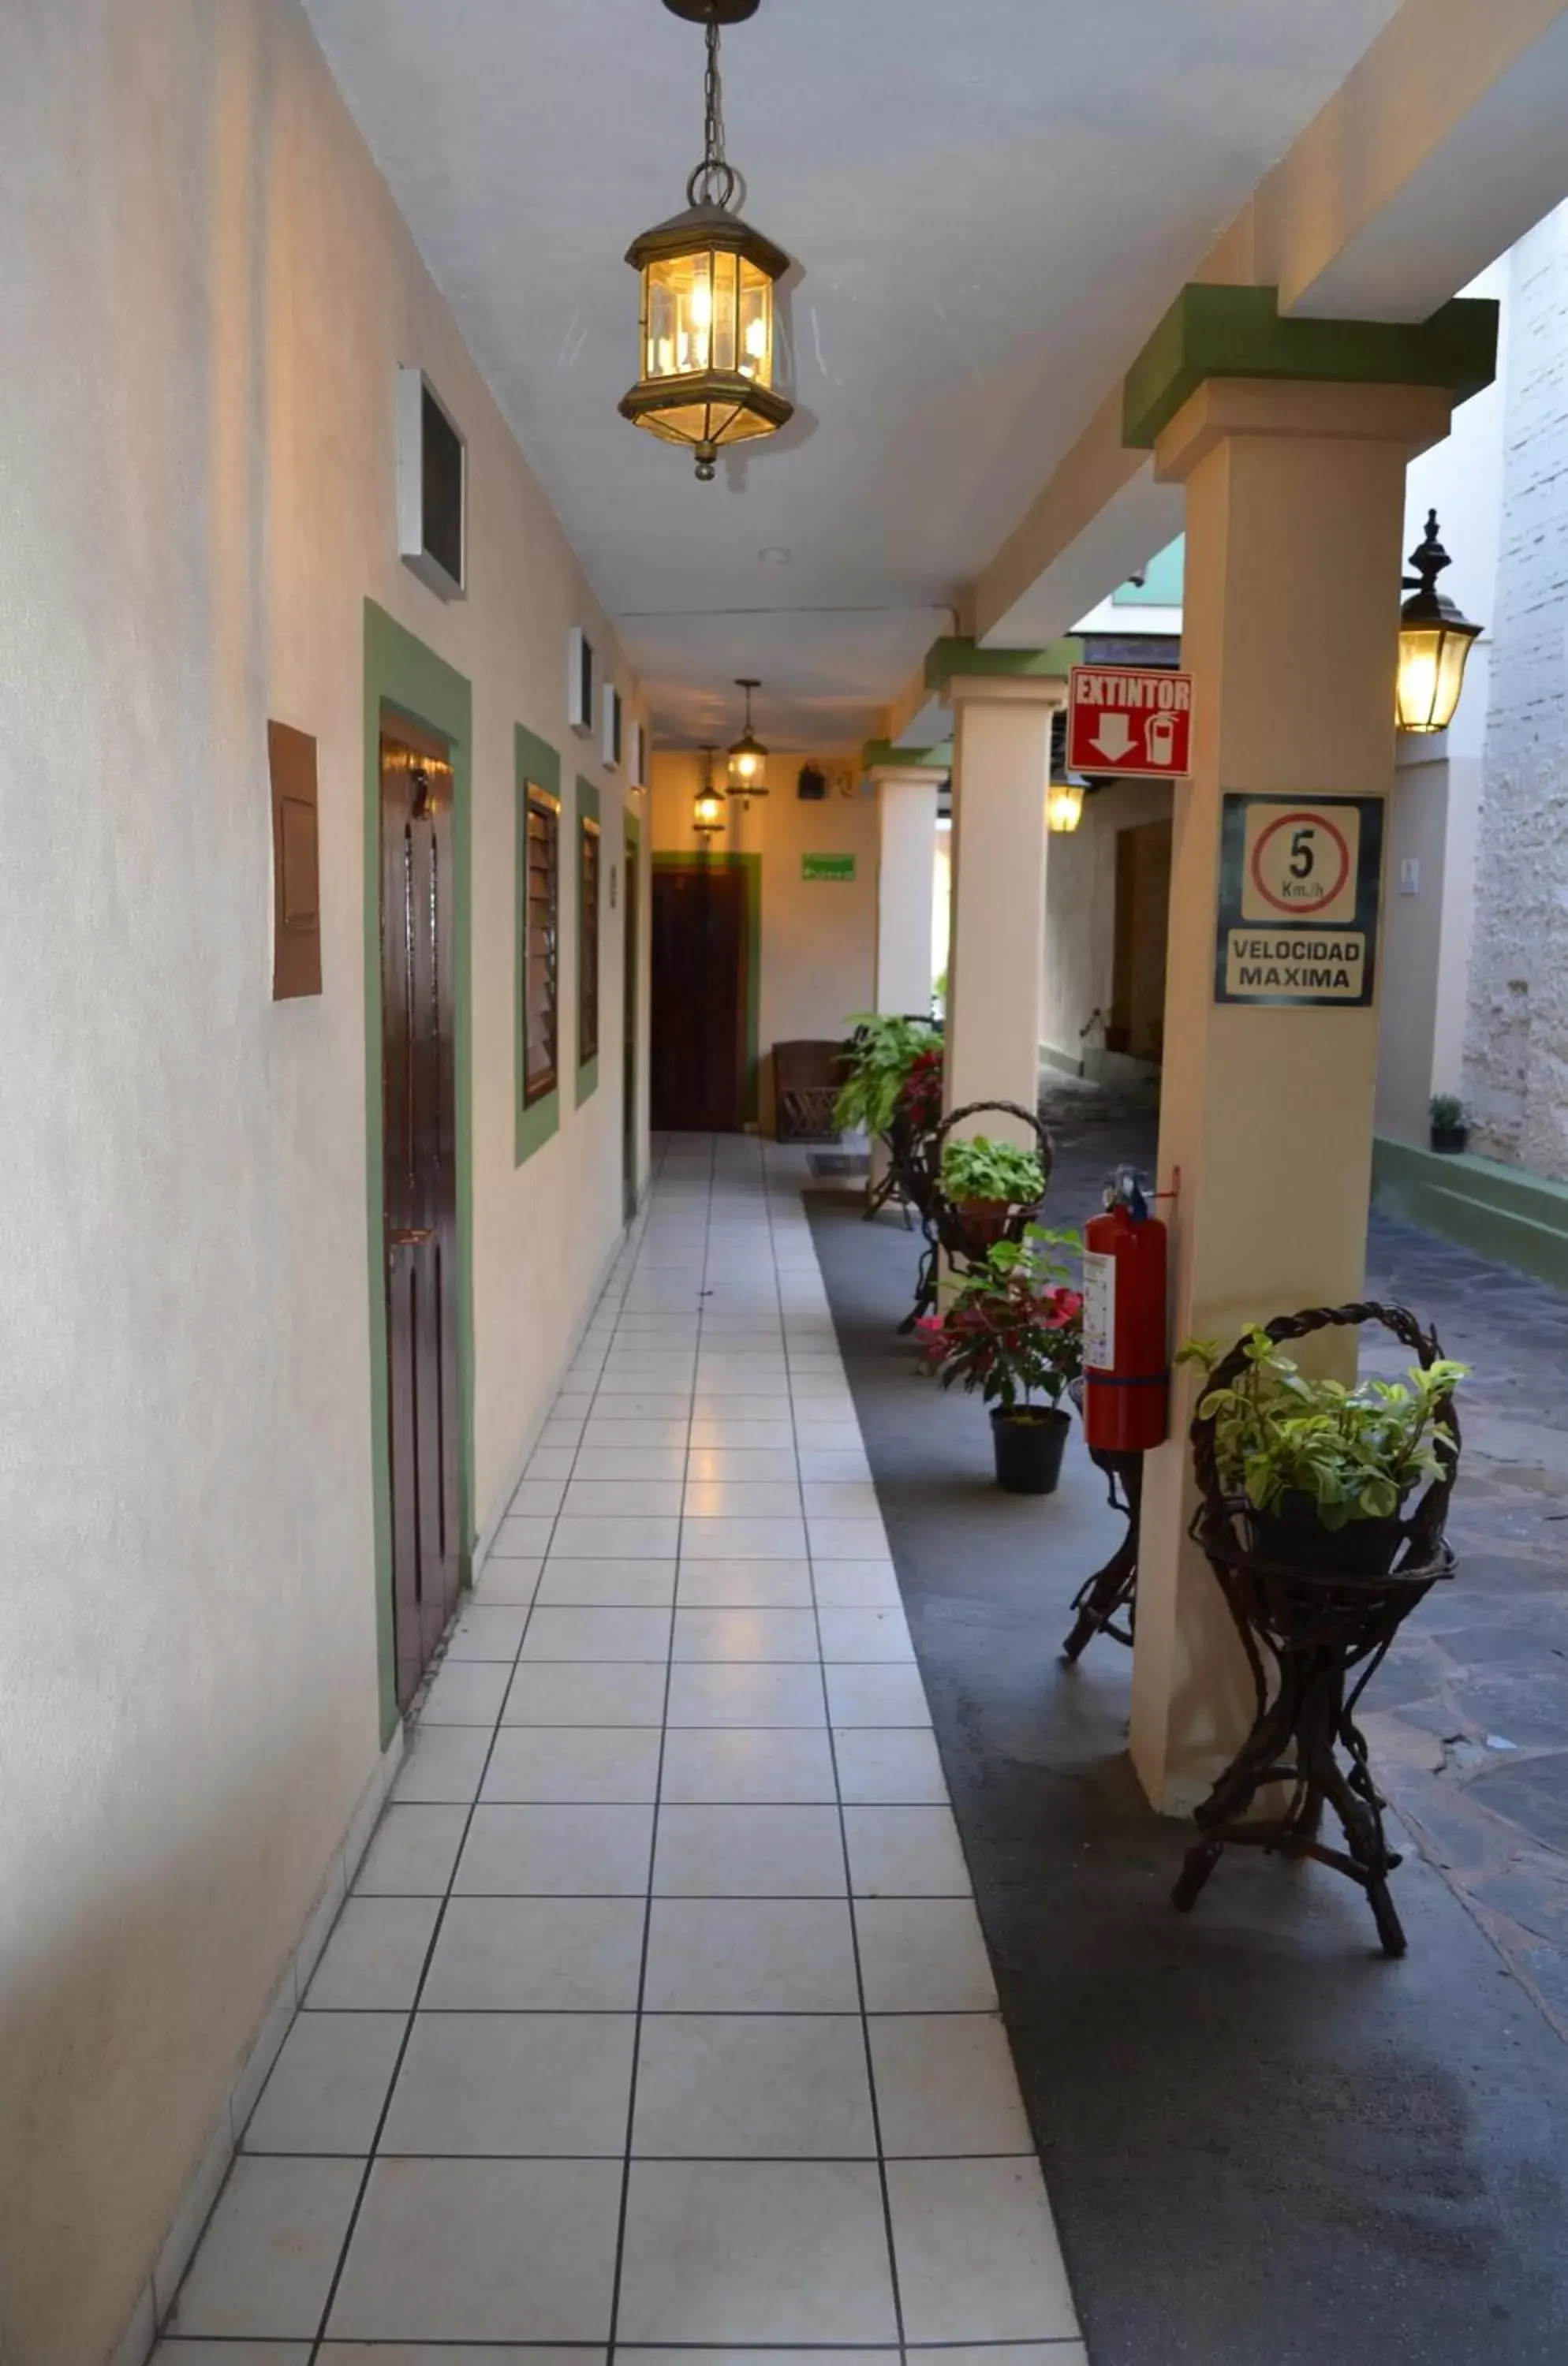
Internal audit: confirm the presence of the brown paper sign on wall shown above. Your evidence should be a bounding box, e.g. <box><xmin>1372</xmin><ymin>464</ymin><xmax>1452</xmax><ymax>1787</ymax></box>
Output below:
<box><xmin>267</xmin><ymin>720</ymin><xmax>323</xmax><ymax>999</ymax></box>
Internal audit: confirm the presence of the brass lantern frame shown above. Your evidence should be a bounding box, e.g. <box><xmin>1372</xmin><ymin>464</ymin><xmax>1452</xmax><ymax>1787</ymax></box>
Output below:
<box><xmin>619</xmin><ymin>0</ymin><xmax>793</xmax><ymax>481</ymax></box>
<box><xmin>726</xmin><ymin>677</ymin><xmax>770</xmax><ymax>797</ymax></box>
<box><xmin>693</xmin><ymin>745</ymin><xmax>728</xmax><ymax>838</ymax></box>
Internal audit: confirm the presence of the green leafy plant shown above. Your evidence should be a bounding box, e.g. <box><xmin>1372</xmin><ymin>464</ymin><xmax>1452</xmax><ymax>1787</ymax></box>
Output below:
<box><xmin>940</xmin><ymin>1134</ymin><xmax>1045</xmax><ymax>1207</ymax></box>
<box><xmin>919</xmin><ymin>1226</ymin><xmax>1084</xmax><ymax>1413</ymax></box>
<box><xmin>833</xmin><ymin>1013</ymin><xmax>941</xmax><ymax>1136</ymax></box>
<box><xmin>1429</xmin><ymin>1094</ymin><xmax>1465</xmax><ymax>1131</ymax></box>
<box><xmin>1176</xmin><ymin>1329</ymin><xmax>1466</xmax><ymax>1529</ymax></box>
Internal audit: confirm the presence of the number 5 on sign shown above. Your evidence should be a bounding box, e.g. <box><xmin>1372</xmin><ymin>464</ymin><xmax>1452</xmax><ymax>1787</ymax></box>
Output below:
<box><xmin>1240</xmin><ymin>801</ymin><xmax>1361</xmax><ymax>927</ymax></box>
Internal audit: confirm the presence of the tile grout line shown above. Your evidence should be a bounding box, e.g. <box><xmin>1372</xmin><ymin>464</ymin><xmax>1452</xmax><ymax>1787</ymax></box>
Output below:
<box><xmin>604</xmin><ymin>1128</ymin><xmax>708</xmax><ymax>2366</ymax></box>
<box><xmin>295</xmin><ymin>1148</ymin><xmax>664</xmax><ymax>2362</ymax></box>
<box><xmin>763</xmin><ymin>1138</ymin><xmax>911</xmax><ymax>2360</ymax></box>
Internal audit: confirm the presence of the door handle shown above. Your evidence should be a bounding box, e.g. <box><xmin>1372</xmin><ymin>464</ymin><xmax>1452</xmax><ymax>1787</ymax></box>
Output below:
<box><xmin>387</xmin><ymin>1226</ymin><xmax>435</xmax><ymax>1247</ymax></box>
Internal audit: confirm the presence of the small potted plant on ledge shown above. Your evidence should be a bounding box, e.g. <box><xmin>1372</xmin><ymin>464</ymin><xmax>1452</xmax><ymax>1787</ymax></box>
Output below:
<box><xmin>1429</xmin><ymin>1093</ymin><xmax>1470</xmax><ymax>1155</ymax></box>
<box><xmin>939</xmin><ymin>1134</ymin><xmax>1047</xmax><ymax>1253</ymax></box>
<box><xmin>919</xmin><ymin>1226</ymin><xmax>1084</xmax><ymax>1494</ymax></box>
<box><xmin>1177</xmin><ymin>1327</ymin><xmax>1466</xmax><ymax>1575</ymax></box>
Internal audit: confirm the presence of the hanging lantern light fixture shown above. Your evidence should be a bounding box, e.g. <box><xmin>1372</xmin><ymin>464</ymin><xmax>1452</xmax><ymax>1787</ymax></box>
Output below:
<box><xmin>693</xmin><ymin>746</ymin><xmax>727</xmax><ymax>838</ymax></box>
<box><xmin>618</xmin><ymin>0</ymin><xmax>793</xmax><ymax>483</ymax></box>
<box><xmin>1397</xmin><ymin>509</ymin><xmax>1482</xmax><ymax>734</ymax></box>
<box><xmin>726</xmin><ymin>677</ymin><xmax>769</xmax><ymax>795</ymax></box>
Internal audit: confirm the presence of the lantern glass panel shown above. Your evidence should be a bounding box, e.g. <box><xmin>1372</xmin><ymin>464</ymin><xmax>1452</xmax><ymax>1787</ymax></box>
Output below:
<box><xmin>1396</xmin><ymin>621</ymin><xmax>1474</xmax><ymax>735</ymax></box>
<box><xmin>1047</xmin><ymin>782</ymin><xmax>1085</xmax><ymax>834</ymax></box>
<box><xmin>737</xmin><ymin>259</ymin><xmax>772</xmax><ymax>383</ymax></box>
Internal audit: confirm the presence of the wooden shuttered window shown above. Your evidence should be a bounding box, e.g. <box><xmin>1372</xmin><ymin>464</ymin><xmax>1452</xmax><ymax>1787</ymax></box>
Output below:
<box><xmin>580</xmin><ymin>815</ymin><xmax>601</xmax><ymax>1067</ymax></box>
<box><xmin>523</xmin><ymin>785</ymin><xmax>560</xmax><ymax>1104</ymax></box>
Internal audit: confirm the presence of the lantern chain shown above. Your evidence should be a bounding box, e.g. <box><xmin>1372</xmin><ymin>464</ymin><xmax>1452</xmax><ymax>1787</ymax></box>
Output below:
<box><xmin>686</xmin><ymin>6</ymin><xmax>738</xmax><ymax>211</ymax></box>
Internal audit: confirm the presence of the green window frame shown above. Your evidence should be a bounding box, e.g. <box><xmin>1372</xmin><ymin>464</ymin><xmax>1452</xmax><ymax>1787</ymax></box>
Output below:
<box><xmin>515</xmin><ymin>723</ymin><xmax>563</xmax><ymax>1164</ymax></box>
<box><xmin>577</xmin><ymin>776</ymin><xmax>601</xmax><ymax>1105</ymax></box>
<box><xmin>523</xmin><ymin>785</ymin><xmax>561</xmax><ymax>1106</ymax></box>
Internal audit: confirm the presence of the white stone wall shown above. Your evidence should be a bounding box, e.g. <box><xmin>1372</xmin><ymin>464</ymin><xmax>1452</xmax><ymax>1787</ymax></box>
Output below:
<box><xmin>1463</xmin><ymin>207</ymin><xmax>1568</xmax><ymax>1177</ymax></box>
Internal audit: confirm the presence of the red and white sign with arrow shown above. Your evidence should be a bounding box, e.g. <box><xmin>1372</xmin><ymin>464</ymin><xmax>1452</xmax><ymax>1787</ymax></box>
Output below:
<box><xmin>1067</xmin><ymin>664</ymin><xmax>1194</xmax><ymax>778</ymax></box>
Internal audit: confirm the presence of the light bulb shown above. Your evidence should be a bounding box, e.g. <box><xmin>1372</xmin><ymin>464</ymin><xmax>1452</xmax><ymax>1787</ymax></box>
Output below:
<box><xmin>745</xmin><ymin>315</ymin><xmax>767</xmax><ymax>359</ymax></box>
<box><xmin>737</xmin><ymin>750</ymin><xmax>758</xmax><ymax>780</ymax></box>
<box><xmin>689</xmin><ymin>276</ymin><xmax>713</xmax><ymax>330</ymax></box>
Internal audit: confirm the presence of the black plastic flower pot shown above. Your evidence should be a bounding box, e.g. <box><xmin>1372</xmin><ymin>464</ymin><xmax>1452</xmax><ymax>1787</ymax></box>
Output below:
<box><xmin>990</xmin><ymin>1405</ymin><xmax>1070</xmax><ymax>1496</ymax></box>
<box><xmin>1247</xmin><ymin>1491</ymin><xmax>1404</xmax><ymax>1575</ymax></box>
<box><xmin>1430</xmin><ymin>1121</ymin><xmax>1469</xmax><ymax>1155</ymax></box>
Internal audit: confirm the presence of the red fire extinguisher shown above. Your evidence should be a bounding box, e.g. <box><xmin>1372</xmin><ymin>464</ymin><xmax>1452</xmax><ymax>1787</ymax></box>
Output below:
<box><xmin>1082</xmin><ymin>1169</ymin><xmax>1170</xmax><ymax>1454</ymax></box>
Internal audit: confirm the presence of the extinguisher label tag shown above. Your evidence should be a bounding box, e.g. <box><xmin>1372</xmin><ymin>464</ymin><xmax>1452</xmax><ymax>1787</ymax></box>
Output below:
<box><xmin>1082</xmin><ymin>1251</ymin><xmax>1115</xmax><ymax>1370</ymax></box>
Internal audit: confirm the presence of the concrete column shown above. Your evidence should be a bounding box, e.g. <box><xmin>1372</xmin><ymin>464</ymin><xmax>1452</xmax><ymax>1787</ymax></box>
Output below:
<box><xmin>1129</xmin><ymin>377</ymin><xmax>1458</xmax><ymax>1812</ymax></box>
<box><xmin>943</xmin><ymin>677</ymin><xmax>1062</xmax><ymax>1144</ymax></box>
<box><xmin>871</xmin><ymin>767</ymin><xmax>941</xmax><ymax>1017</ymax></box>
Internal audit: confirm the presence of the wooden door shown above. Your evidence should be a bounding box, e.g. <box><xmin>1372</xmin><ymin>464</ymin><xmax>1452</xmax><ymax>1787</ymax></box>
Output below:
<box><xmin>650</xmin><ymin>862</ymin><xmax>747</xmax><ymax>1131</ymax></box>
<box><xmin>380</xmin><ymin>718</ymin><xmax>462</xmax><ymax>1707</ymax></box>
<box><xmin>1110</xmin><ymin>816</ymin><xmax>1173</xmax><ymax>1063</ymax></box>
<box><xmin>623</xmin><ymin>827</ymin><xmax>640</xmax><ymax>1216</ymax></box>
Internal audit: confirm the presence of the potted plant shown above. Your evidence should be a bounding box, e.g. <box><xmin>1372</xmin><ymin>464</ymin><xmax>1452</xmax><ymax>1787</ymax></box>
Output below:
<box><xmin>939</xmin><ymin>1134</ymin><xmax>1047</xmax><ymax>1250</ymax></box>
<box><xmin>919</xmin><ymin>1226</ymin><xmax>1084</xmax><ymax>1494</ymax></box>
<box><xmin>1177</xmin><ymin>1328</ymin><xmax>1465</xmax><ymax>1574</ymax></box>
<box><xmin>1429</xmin><ymin>1093</ymin><xmax>1470</xmax><ymax>1155</ymax></box>
<box><xmin>833</xmin><ymin>1013</ymin><xmax>942</xmax><ymax>1140</ymax></box>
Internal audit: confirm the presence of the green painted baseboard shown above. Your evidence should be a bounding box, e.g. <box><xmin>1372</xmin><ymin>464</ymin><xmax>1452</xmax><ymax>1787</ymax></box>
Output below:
<box><xmin>1373</xmin><ymin>1135</ymin><xmax>1568</xmax><ymax>1291</ymax></box>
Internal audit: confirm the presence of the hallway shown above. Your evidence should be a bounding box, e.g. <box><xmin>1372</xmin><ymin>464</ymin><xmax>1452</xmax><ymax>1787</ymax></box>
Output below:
<box><xmin>159</xmin><ymin>1137</ymin><xmax>1082</xmax><ymax>2357</ymax></box>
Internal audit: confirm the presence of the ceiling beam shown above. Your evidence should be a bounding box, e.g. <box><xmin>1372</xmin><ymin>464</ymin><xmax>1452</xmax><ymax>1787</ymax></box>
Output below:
<box><xmin>970</xmin><ymin>0</ymin><xmax>1568</xmax><ymax>647</ymax></box>
<box><xmin>1249</xmin><ymin>0</ymin><xmax>1568</xmax><ymax>323</ymax></box>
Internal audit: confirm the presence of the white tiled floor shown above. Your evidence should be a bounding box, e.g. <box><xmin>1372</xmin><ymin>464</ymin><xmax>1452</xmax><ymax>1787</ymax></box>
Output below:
<box><xmin>157</xmin><ymin>1134</ymin><xmax>1085</xmax><ymax>2364</ymax></box>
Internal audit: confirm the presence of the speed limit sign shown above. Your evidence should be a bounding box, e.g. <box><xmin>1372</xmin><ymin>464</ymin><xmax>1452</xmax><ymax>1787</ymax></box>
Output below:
<box><xmin>1214</xmin><ymin>793</ymin><xmax>1383</xmax><ymax>1006</ymax></box>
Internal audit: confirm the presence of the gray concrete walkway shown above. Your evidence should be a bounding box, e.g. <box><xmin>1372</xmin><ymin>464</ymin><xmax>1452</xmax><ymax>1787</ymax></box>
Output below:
<box><xmin>808</xmin><ymin>1103</ymin><xmax>1568</xmax><ymax>2365</ymax></box>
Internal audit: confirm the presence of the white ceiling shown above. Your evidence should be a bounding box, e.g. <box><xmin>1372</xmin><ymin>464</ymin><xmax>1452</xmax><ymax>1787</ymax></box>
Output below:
<box><xmin>305</xmin><ymin>0</ymin><xmax>1403</xmax><ymax>748</ymax></box>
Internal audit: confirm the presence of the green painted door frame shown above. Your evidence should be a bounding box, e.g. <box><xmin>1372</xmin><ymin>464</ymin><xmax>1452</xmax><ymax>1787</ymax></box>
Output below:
<box><xmin>364</xmin><ymin>599</ymin><xmax>476</xmax><ymax>1744</ymax></box>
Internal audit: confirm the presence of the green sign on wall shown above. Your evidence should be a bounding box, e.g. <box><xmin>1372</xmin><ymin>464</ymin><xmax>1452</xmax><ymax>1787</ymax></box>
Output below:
<box><xmin>801</xmin><ymin>852</ymin><xmax>856</xmax><ymax>883</ymax></box>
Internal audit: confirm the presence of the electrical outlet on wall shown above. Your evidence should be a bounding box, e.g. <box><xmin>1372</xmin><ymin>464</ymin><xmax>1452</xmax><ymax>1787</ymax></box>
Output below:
<box><xmin>1399</xmin><ymin>857</ymin><xmax>1420</xmax><ymax>894</ymax></box>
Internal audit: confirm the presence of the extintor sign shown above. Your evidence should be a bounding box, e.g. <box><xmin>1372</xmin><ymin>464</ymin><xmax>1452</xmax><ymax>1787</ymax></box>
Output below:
<box><xmin>1068</xmin><ymin>664</ymin><xmax>1194</xmax><ymax>776</ymax></box>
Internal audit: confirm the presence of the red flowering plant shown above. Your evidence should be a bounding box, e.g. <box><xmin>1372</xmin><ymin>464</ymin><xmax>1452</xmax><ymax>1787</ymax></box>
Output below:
<box><xmin>897</xmin><ymin>1043</ymin><xmax>944</xmax><ymax>1136</ymax></box>
<box><xmin>917</xmin><ymin>1225</ymin><xmax>1085</xmax><ymax>1416</ymax></box>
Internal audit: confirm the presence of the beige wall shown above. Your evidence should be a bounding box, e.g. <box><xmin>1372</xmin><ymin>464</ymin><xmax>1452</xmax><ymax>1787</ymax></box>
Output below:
<box><xmin>0</xmin><ymin>6</ymin><xmax>646</xmax><ymax>2359</ymax></box>
<box><xmin>1375</xmin><ymin>752</ymin><xmax>1453</xmax><ymax>1144</ymax></box>
<box><xmin>650</xmin><ymin>752</ymin><xmax>879</xmax><ymax>1121</ymax></box>
<box><xmin>1040</xmin><ymin>778</ymin><xmax>1174</xmax><ymax>1062</ymax></box>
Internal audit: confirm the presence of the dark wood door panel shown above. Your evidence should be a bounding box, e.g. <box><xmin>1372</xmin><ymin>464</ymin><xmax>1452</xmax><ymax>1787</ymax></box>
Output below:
<box><xmin>381</xmin><ymin>718</ymin><xmax>462</xmax><ymax>1707</ymax></box>
<box><xmin>651</xmin><ymin>864</ymin><xmax>746</xmax><ymax>1132</ymax></box>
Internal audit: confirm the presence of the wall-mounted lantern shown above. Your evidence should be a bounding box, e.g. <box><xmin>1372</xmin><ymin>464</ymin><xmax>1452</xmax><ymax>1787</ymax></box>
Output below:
<box><xmin>1397</xmin><ymin>509</ymin><xmax>1482</xmax><ymax>734</ymax></box>
<box><xmin>618</xmin><ymin>0</ymin><xmax>793</xmax><ymax>483</ymax></box>
<box><xmin>693</xmin><ymin>747</ymin><xmax>727</xmax><ymax>838</ymax></box>
<box><xmin>1047</xmin><ymin>781</ymin><xmax>1085</xmax><ymax>834</ymax></box>
<box><xmin>726</xmin><ymin>677</ymin><xmax>769</xmax><ymax>795</ymax></box>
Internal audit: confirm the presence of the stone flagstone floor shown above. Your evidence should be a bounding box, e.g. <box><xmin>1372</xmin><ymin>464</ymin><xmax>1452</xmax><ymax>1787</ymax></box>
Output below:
<box><xmin>155</xmin><ymin>1133</ymin><xmax>1085</xmax><ymax>2362</ymax></box>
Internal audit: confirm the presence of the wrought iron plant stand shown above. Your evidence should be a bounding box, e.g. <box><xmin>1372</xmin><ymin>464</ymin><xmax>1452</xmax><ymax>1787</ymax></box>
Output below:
<box><xmin>1061</xmin><ymin>1404</ymin><xmax>1143</xmax><ymax>1661</ymax></box>
<box><xmin>1173</xmin><ymin>1301</ymin><xmax>1457</xmax><ymax>1958</ymax></box>
<box><xmin>898</xmin><ymin>1100</ymin><xmax>1054</xmax><ymax>1334</ymax></box>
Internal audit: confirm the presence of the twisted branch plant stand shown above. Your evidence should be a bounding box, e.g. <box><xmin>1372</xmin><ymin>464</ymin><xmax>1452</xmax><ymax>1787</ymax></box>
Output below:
<box><xmin>1061</xmin><ymin>1415</ymin><xmax>1142</xmax><ymax>1661</ymax></box>
<box><xmin>1174</xmin><ymin>1301</ymin><xmax>1458</xmax><ymax>1958</ymax></box>
<box><xmin>898</xmin><ymin>1099</ymin><xmax>1055</xmax><ymax>1334</ymax></box>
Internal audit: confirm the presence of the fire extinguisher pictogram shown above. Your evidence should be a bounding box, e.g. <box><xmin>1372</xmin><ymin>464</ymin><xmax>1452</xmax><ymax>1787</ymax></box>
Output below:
<box><xmin>1082</xmin><ymin>1167</ymin><xmax>1170</xmax><ymax>1454</ymax></box>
